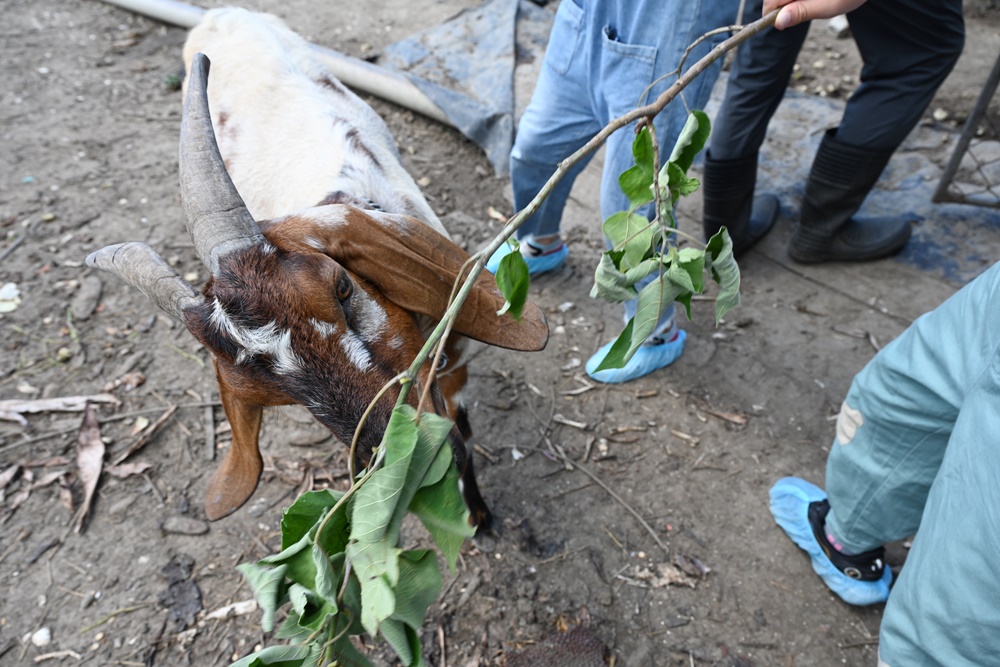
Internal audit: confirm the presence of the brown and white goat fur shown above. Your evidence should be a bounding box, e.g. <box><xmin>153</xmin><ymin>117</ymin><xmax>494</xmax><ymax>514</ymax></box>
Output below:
<box><xmin>87</xmin><ymin>8</ymin><xmax>547</xmax><ymax>530</ymax></box>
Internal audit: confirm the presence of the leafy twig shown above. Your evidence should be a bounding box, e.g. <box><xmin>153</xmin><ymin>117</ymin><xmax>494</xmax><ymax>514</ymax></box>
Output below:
<box><xmin>348</xmin><ymin>372</ymin><xmax>406</xmax><ymax>480</ymax></box>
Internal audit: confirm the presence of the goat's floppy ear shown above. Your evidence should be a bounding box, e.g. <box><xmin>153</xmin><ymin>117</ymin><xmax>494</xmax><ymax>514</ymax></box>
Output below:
<box><xmin>203</xmin><ymin>364</ymin><xmax>266</xmax><ymax>520</ymax></box>
<box><xmin>266</xmin><ymin>206</ymin><xmax>549</xmax><ymax>351</ymax></box>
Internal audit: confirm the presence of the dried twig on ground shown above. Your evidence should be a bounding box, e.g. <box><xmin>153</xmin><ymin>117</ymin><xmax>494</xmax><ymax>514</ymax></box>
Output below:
<box><xmin>0</xmin><ymin>394</ymin><xmax>120</xmax><ymax>419</ymax></box>
<box><xmin>111</xmin><ymin>405</ymin><xmax>178</xmax><ymax>466</ymax></box>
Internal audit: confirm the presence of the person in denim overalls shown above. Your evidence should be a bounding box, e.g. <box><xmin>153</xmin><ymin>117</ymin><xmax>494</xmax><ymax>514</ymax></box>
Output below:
<box><xmin>488</xmin><ymin>0</ymin><xmax>738</xmax><ymax>384</ymax></box>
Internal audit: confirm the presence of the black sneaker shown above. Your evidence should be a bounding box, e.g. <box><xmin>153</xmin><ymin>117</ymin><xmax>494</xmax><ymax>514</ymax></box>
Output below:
<box><xmin>807</xmin><ymin>499</ymin><xmax>886</xmax><ymax>582</ymax></box>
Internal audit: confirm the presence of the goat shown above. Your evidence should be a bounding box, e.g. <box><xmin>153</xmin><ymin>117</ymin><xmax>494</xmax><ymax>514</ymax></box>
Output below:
<box><xmin>86</xmin><ymin>8</ymin><xmax>548</xmax><ymax>531</ymax></box>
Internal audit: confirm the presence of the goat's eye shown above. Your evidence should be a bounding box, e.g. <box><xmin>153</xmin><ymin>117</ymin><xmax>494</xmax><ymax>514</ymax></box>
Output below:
<box><xmin>436</xmin><ymin>353</ymin><xmax>449</xmax><ymax>371</ymax></box>
<box><xmin>336</xmin><ymin>274</ymin><xmax>353</xmax><ymax>301</ymax></box>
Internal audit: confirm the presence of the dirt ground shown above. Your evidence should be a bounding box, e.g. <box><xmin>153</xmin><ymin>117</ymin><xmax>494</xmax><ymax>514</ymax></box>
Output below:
<box><xmin>2</xmin><ymin>1</ymin><xmax>1000</xmax><ymax>666</ymax></box>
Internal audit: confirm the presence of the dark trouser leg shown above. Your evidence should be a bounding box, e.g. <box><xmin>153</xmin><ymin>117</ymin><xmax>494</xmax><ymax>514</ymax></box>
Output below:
<box><xmin>790</xmin><ymin>0</ymin><xmax>964</xmax><ymax>263</ymax></box>
<box><xmin>703</xmin><ymin>4</ymin><xmax>807</xmax><ymax>249</ymax></box>
<box><xmin>837</xmin><ymin>0</ymin><xmax>964</xmax><ymax>150</ymax></box>
<box><xmin>708</xmin><ymin>1</ymin><xmax>808</xmax><ymax>162</ymax></box>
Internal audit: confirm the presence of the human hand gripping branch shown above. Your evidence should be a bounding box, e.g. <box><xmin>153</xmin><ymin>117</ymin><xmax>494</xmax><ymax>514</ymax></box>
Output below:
<box><xmin>766</xmin><ymin>0</ymin><xmax>867</xmax><ymax>30</ymax></box>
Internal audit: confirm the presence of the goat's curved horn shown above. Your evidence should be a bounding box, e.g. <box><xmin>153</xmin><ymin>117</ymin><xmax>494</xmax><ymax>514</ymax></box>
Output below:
<box><xmin>179</xmin><ymin>52</ymin><xmax>264</xmax><ymax>276</ymax></box>
<box><xmin>86</xmin><ymin>242</ymin><xmax>206</xmax><ymax>320</ymax></box>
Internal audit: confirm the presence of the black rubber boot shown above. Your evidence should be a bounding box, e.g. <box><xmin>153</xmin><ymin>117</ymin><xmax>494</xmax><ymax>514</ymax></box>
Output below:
<box><xmin>702</xmin><ymin>151</ymin><xmax>779</xmax><ymax>257</ymax></box>
<box><xmin>789</xmin><ymin>129</ymin><xmax>912</xmax><ymax>264</ymax></box>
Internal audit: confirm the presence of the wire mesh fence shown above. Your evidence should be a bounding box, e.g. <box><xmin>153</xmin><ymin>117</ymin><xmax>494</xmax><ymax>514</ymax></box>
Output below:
<box><xmin>934</xmin><ymin>51</ymin><xmax>1000</xmax><ymax>209</ymax></box>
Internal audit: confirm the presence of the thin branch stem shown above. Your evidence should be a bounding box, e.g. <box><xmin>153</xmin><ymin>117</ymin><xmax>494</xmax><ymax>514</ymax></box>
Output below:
<box><xmin>363</xmin><ymin>9</ymin><xmax>778</xmax><ymax>444</ymax></box>
<box><xmin>316</xmin><ymin>445</ymin><xmax>386</xmax><ymax>554</ymax></box>
<box><xmin>646</xmin><ymin>120</ymin><xmax>670</xmax><ymax>290</ymax></box>
<box><xmin>348</xmin><ymin>372</ymin><xmax>407</xmax><ymax>480</ymax></box>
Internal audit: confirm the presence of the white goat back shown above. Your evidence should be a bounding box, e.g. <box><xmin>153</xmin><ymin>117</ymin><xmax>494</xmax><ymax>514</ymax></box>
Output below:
<box><xmin>182</xmin><ymin>8</ymin><xmax>446</xmax><ymax>235</ymax></box>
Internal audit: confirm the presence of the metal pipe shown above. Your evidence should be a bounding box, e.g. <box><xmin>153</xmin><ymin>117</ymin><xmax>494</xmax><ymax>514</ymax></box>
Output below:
<box><xmin>97</xmin><ymin>0</ymin><xmax>452</xmax><ymax>126</ymax></box>
<box><xmin>933</xmin><ymin>50</ymin><xmax>1000</xmax><ymax>206</ymax></box>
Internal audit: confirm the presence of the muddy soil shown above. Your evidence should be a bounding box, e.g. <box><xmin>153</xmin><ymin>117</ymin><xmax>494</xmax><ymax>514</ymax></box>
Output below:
<box><xmin>2</xmin><ymin>2</ymin><xmax>999</xmax><ymax>666</ymax></box>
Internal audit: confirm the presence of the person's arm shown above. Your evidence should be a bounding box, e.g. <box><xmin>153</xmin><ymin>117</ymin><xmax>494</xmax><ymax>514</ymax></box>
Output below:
<box><xmin>764</xmin><ymin>0</ymin><xmax>867</xmax><ymax>29</ymax></box>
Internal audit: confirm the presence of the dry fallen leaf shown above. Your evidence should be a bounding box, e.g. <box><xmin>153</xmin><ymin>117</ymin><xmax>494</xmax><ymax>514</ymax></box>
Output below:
<box><xmin>73</xmin><ymin>405</ymin><xmax>105</xmax><ymax>533</ymax></box>
<box><xmin>130</xmin><ymin>415</ymin><xmax>150</xmax><ymax>436</ymax></box>
<box><xmin>106</xmin><ymin>462</ymin><xmax>153</xmax><ymax>479</ymax></box>
<box><xmin>0</xmin><ymin>393</ymin><xmax>120</xmax><ymax>418</ymax></box>
<box><xmin>486</xmin><ymin>205</ymin><xmax>507</xmax><ymax>222</ymax></box>
<box><xmin>30</xmin><ymin>470</ymin><xmax>69</xmax><ymax>490</ymax></box>
<box><xmin>634</xmin><ymin>564</ymin><xmax>696</xmax><ymax>589</ymax></box>
<box><xmin>2</xmin><ymin>469</ymin><xmax>34</xmax><ymax>522</ymax></box>
<box><xmin>0</xmin><ymin>464</ymin><xmax>20</xmax><ymax>490</ymax></box>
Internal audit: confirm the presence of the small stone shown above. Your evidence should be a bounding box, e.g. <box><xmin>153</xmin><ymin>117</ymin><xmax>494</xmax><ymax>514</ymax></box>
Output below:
<box><xmin>161</xmin><ymin>516</ymin><xmax>209</xmax><ymax>535</ymax></box>
<box><xmin>827</xmin><ymin>14</ymin><xmax>851</xmax><ymax>38</ymax></box>
<box><xmin>71</xmin><ymin>275</ymin><xmax>103</xmax><ymax>320</ymax></box>
<box><xmin>932</xmin><ymin>108</ymin><xmax>949</xmax><ymax>122</ymax></box>
<box><xmin>31</xmin><ymin>627</ymin><xmax>51</xmax><ymax>647</ymax></box>
<box><xmin>136</xmin><ymin>314</ymin><xmax>157</xmax><ymax>333</ymax></box>
<box><xmin>107</xmin><ymin>496</ymin><xmax>133</xmax><ymax>524</ymax></box>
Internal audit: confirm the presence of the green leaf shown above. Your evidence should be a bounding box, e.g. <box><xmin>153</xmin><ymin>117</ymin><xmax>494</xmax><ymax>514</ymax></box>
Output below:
<box><xmin>602</xmin><ymin>211</ymin><xmax>656</xmax><ymax>271</ymax></box>
<box><xmin>288</xmin><ymin>583</ymin><xmax>311</xmax><ymax>617</ymax></box>
<box><xmin>312</xmin><ymin>543</ymin><xmax>339</xmax><ymax>602</ymax></box>
<box><xmin>592</xmin><ymin>318</ymin><xmax>635</xmax><ymax>372</ymax></box>
<box><xmin>705</xmin><ymin>228</ymin><xmax>741</xmax><ymax>324</ymax></box>
<box><xmin>494</xmin><ymin>246</ymin><xmax>529</xmax><ymax>319</ymax></box>
<box><xmin>346</xmin><ymin>539</ymin><xmax>401</xmax><ymax>636</ymax></box>
<box><xmin>617</xmin><ymin>126</ymin><xmax>655</xmax><ymax>207</ymax></box>
<box><xmin>664</xmin><ymin>250</ymin><xmax>694</xmax><ymax>294</ymax></box>
<box><xmin>298</xmin><ymin>598</ymin><xmax>338</xmax><ymax>632</ymax></box>
<box><xmin>661</xmin><ymin>162</ymin><xmax>700</xmax><ymax>207</ymax></box>
<box><xmin>351</xmin><ymin>405</ymin><xmax>454</xmax><ymax>550</ymax></box>
<box><xmin>380</xmin><ymin>618</ymin><xmax>415</xmax><ymax>666</ymax></box>
<box><xmin>676</xmin><ymin>291</ymin><xmax>693</xmax><ymax>320</ymax></box>
<box><xmin>412</xmin><ymin>411</ymin><xmax>454</xmax><ymax>489</ymax></box>
<box><xmin>380</xmin><ymin>621</ymin><xmax>427</xmax><ymax>667</ymax></box>
<box><xmin>237</xmin><ymin>562</ymin><xmax>288</xmax><ymax>633</ymax></box>
<box><xmin>350</xmin><ymin>410</ymin><xmax>418</xmax><ymax>544</ymax></box>
<box><xmin>409</xmin><ymin>464</ymin><xmax>475</xmax><ymax>571</ymax></box>
<box><xmin>630</xmin><ymin>276</ymin><xmax>686</xmax><ymax>355</ymax></box>
<box><xmin>333</xmin><ymin>553</ymin><xmax>367</xmax><ymax>636</ymax></box>
<box><xmin>623</xmin><ymin>257</ymin><xmax>666</xmax><ymax>286</ymax></box>
<box><xmin>275</xmin><ymin>612</ymin><xmax>313</xmax><ymax>642</ymax></box>
<box><xmin>591</xmin><ymin>251</ymin><xmax>637</xmax><ymax>303</ymax></box>
<box><xmin>329</xmin><ymin>632</ymin><xmax>374</xmax><ymax>667</ymax></box>
<box><xmin>594</xmin><ymin>276</ymin><xmax>687</xmax><ymax>371</ymax></box>
<box><xmin>260</xmin><ymin>533</ymin><xmax>317</xmax><ymax>591</ymax></box>
<box><xmin>392</xmin><ymin>550</ymin><xmax>443</xmax><ymax>629</ymax></box>
<box><xmin>667</xmin><ymin>110</ymin><xmax>710</xmax><ymax>174</ymax></box>
<box><xmin>418</xmin><ymin>434</ymin><xmax>453</xmax><ymax>489</ymax></box>
<box><xmin>281</xmin><ymin>489</ymin><xmax>345</xmax><ymax>550</ymax></box>
<box><xmin>262</xmin><ymin>533</ymin><xmax>312</xmax><ymax>566</ymax></box>
<box><xmin>676</xmin><ymin>247</ymin><xmax>706</xmax><ymax>292</ymax></box>
<box><xmin>228</xmin><ymin>643</ymin><xmax>316</xmax><ymax>667</ymax></box>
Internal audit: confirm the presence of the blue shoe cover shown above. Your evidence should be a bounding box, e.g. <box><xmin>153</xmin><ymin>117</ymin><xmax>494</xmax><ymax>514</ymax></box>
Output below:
<box><xmin>769</xmin><ymin>477</ymin><xmax>892</xmax><ymax>606</ymax></box>
<box><xmin>585</xmin><ymin>329</ymin><xmax>687</xmax><ymax>384</ymax></box>
<box><xmin>485</xmin><ymin>240</ymin><xmax>568</xmax><ymax>276</ymax></box>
